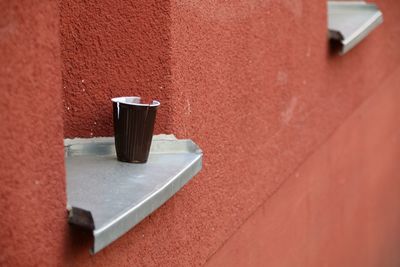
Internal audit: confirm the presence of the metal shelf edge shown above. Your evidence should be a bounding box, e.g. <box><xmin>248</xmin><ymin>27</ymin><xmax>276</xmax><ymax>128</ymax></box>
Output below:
<box><xmin>91</xmin><ymin>155</ymin><xmax>202</xmax><ymax>254</ymax></box>
<box><xmin>328</xmin><ymin>1</ymin><xmax>383</xmax><ymax>55</ymax></box>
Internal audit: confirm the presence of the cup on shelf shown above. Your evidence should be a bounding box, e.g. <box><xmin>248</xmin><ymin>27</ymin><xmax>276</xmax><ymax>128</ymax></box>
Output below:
<box><xmin>111</xmin><ymin>96</ymin><xmax>160</xmax><ymax>163</ymax></box>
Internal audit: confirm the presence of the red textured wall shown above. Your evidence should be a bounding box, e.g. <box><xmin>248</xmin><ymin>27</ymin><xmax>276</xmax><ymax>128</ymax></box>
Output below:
<box><xmin>61</xmin><ymin>0</ymin><xmax>173</xmax><ymax>137</ymax></box>
<box><xmin>0</xmin><ymin>1</ymin><xmax>66</xmax><ymax>266</ymax></box>
<box><xmin>1</xmin><ymin>0</ymin><xmax>400</xmax><ymax>266</ymax></box>
<box><xmin>206</xmin><ymin>66</ymin><xmax>400</xmax><ymax>267</ymax></box>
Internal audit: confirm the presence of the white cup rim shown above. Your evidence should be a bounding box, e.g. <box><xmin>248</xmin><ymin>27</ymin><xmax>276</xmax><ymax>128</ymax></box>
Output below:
<box><xmin>111</xmin><ymin>96</ymin><xmax>160</xmax><ymax>107</ymax></box>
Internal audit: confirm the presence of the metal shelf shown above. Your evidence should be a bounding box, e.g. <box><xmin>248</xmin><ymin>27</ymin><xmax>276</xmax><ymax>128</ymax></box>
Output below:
<box><xmin>65</xmin><ymin>135</ymin><xmax>202</xmax><ymax>254</ymax></box>
<box><xmin>328</xmin><ymin>1</ymin><xmax>383</xmax><ymax>55</ymax></box>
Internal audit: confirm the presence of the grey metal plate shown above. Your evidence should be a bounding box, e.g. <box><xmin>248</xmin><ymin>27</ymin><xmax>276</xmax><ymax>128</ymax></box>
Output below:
<box><xmin>65</xmin><ymin>135</ymin><xmax>202</xmax><ymax>254</ymax></box>
<box><xmin>328</xmin><ymin>1</ymin><xmax>383</xmax><ymax>54</ymax></box>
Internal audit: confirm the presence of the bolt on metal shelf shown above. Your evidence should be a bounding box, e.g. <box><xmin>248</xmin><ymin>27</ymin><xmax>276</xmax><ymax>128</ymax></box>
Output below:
<box><xmin>328</xmin><ymin>1</ymin><xmax>383</xmax><ymax>55</ymax></box>
<box><xmin>65</xmin><ymin>135</ymin><xmax>203</xmax><ymax>254</ymax></box>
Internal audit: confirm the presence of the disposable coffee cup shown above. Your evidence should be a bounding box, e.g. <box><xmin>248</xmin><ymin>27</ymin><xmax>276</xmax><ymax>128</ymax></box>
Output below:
<box><xmin>111</xmin><ymin>96</ymin><xmax>160</xmax><ymax>163</ymax></box>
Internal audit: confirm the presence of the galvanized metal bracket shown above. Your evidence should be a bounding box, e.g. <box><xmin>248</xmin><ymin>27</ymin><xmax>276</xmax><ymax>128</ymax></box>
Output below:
<box><xmin>328</xmin><ymin>1</ymin><xmax>383</xmax><ymax>55</ymax></box>
<box><xmin>65</xmin><ymin>135</ymin><xmax>202</xmax><ymax>254</ymax></box>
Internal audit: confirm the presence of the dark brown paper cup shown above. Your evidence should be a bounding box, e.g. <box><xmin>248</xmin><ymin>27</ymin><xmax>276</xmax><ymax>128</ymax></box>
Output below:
<box><xmin>112</xmin><ymin>97</ymin><xmax>160</xmax><ymax>163</ymax></box>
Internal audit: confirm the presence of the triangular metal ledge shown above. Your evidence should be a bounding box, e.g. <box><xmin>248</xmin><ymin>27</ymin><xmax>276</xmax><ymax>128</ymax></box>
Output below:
<box><xmin>65</xmin><ymin>135</ymin><xmax>202</xmax><ymax>254</ymax></box>
<box><xmin>328</xmin><ymin>1</ymin><xmax>383</xmax><ymax>55</ymax></box>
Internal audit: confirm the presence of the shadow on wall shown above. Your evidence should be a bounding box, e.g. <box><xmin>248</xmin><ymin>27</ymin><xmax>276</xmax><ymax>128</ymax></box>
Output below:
<box><xmin>328</xmin><ymin>39</ymin><xmax>342</xmax><ymax>57</ymax></box>
<box><xmin>63</xmin><ymin>224</ymin><xmax>92</xmax><ymax>260</ymax></box>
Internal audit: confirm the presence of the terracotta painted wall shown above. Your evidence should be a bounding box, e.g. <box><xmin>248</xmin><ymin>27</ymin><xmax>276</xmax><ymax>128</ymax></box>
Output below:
<box><xmin>206</xmin><ymin>66</ymin><xmax>400</xmax><ymax>267</ymax></box>
<box><xmin>1</xmin><ymin>0</ymin><xmax>400</xmax><ymax>266</ymax></box>
<box><xmin>0</xmin><ymin>1</ymin><xmax>66</xmax><ymax>266</ymax></box>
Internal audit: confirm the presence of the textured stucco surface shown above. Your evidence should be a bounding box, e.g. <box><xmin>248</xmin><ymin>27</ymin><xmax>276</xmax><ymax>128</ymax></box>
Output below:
<box><xmin>0</xmin><ymin>1</ymin><xmax>66</xmax><ymax>266</ymax></box>
<box><xmin>59</xmin><ymin>0</ymin><xmax>400</xmax><ymax>266</ymax></box>
<box><xmin>1</xmin><ymin>0</ymin><xmax>400</xmax><ymax>266</ymax></box>
<box><xmin>61</xmin><ymin>0</ymin><xmax>172</xmax><ymax>137</ymax></box>
<box><xmin>206</xmin><ymin>66</ymin><xmax>400</xmax><ymax>267</ymax></box>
